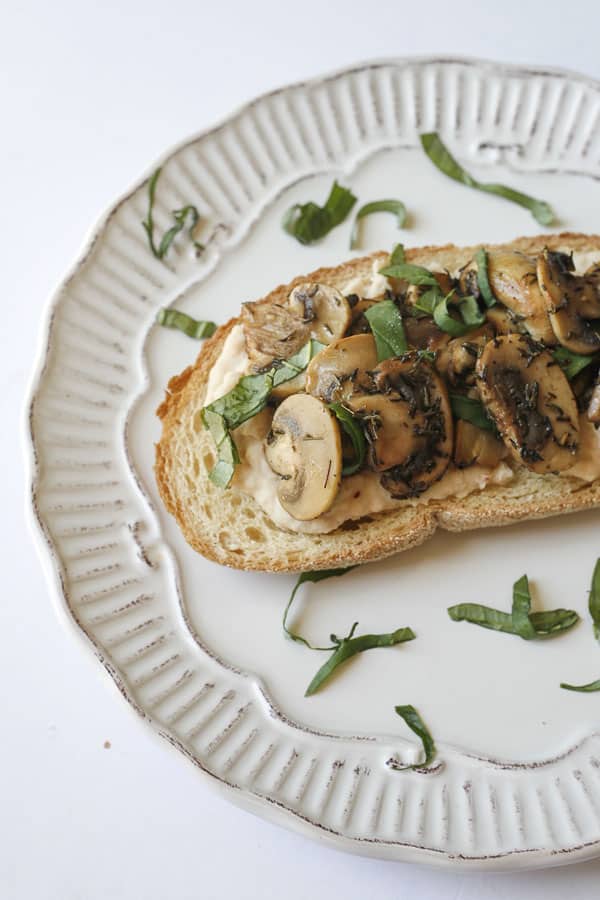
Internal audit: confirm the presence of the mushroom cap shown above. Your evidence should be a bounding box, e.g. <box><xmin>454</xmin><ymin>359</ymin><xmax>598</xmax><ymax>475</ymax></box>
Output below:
<box><xmin>264</xmin><ymin>393</ymin><xmax>342</xmax><ymax>520</ymax></box>
<box><xmin>582</xmin><ymin>263</ymin><xmax>600</xmax><ymax>319</ymax></box>
<box><xmin>486</xmin><ymin>250</ymin><xmax>556</xmax><ymax>345</ymax></box>
<box><xmin>476</xmin><ymin>333</ymin><xmax>579</xmax><ymax>474</ymax></box>
<box><xmin>588</xmin><ymin>374</ymin><xmax>600</xmax><ymax>424</ymax></box>
<box><xmin>453</xmin><ymin>419</ymin><xmax>506</xmax><ymax>468</ymax></box>
<box><xmin>287</xmin><ymin>282</ymin><xmax>352</xmax><ymax>345</ymax></box>
<box><xmin>350</xmin><ymin>355</ymin><xmax>454</xmax><ymax>496</ymax></box>
<box><xmin>537</xmin><ymin>250</ymin><xmax>600</xmax><ymax>355</ymax></box>
<box><xmin>305</xmin><ymin>334</ymin><xmax>378</xmax><ymax>404</ymax></box>
<box><xmin>241</xmin><ymin>299</ymin><xmax>310</xmax><ymax>371</ymax></box>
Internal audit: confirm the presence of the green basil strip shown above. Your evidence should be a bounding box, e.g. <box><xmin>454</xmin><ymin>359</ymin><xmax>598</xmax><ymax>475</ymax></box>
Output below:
<box><xmin>305</xmin><ymin>627</ymin><xmax>416</xmax><ymax>696</ymax></box>
<box><xmin>203</xmin><ymin>340</ymin><xmax>323</xmax><ymax>486</ymax></box>
<box><xmin>392</xmin><ymin>705</ymin><xmax>437</xmax><ymax>770</ymax></box>
<box><xmin>329</xmin><ymin>404</ymin><xmax>367</xmax><ymax>475</ymax></box>
<box><xmin>448</xmin><ymin>602</ymin><xmax>579</xmax><ymax>638</ymax></box>
<box><xmin>282</xmin><ymin>181</ymin><xmax>357</xmax><ymax>245</ymax></box>
<box><xmin>432</xmin><ymin>293</ymin><xmax>471</xmax><ymax>337</ymax></box>
<box><xmin>142</xmin><ymin>168</ymin><xmax>203</xmax><ymax>259</ymax></box>
<box><xmin>474</xmin><ymin>248</ymin><xmax>496</xmax><ymax>308</ymax></box>
<box><xmin>449</xmin><ymin>394</ymin><xmax>496</xmax><ymax>432</ymax></box>
<box><xmin>589</xmin><ymin>558</ymin><xmax>600</xmax><ymax>642</ymax></box>
<box><xmin>350</xmin><ymin>200</ymin><xmax>407</xmax><ymax>250</ymax></box>
<box><xmin>458</xmin><ymin>295</ymin><xmax>487</xmax><ymax>328</ymax></box>
<box><xmin>390</xmin><ymin>243</ymin><xmax>406</xmax><ymax>266</ymax></box>
<box><xmin>379</xmin><ymin>261</ymin><xmax>439</xmax><ymax>286</ymax></box>
<box><xmin>413</xmin><ymin>287</ymin><xmax>440</xmax><ymax>316</ymax></box>
<box><xmin>511</xmin><ymin>575</ymin><xmax>537</xmax><ymax>640</ymax></box>
<box><xmin>553</xmin><ymin>347</ymin><xmax>600</xmax><ymax>381</ymax></box>
<box><xmin>156</xmin><ymin>307</ymin><xmax>217</xmax><ymax>340</ymax></box>
<box><xmin>561</xmin><ymin>679</ymin><xmax>600</xmax><ymax>693</ymax></box>
<box><xmin>283</xmin><ymin>567</ymin><xmax>356</xmax><ymax>650</ymax></box>
<box><xmin>202</xmin><ymin>408</ymin><xmax>240</xmax><ymax>488</ymax></box>
<box><xmin>420</xmin><ymin>133</ymin><xmax>554</xmax><ymax>227</ymax></box>
<box><xmin>364</xmin><ymin>299</ymin><xmax>408</xmax><ymax>360</ymax></box>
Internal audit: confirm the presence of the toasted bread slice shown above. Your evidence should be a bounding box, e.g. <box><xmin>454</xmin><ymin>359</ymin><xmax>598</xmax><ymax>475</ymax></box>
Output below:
<box><xmin>155</xmin><ymin>233</ymin><xmax>600</xmax><ymax>572</ymax></box>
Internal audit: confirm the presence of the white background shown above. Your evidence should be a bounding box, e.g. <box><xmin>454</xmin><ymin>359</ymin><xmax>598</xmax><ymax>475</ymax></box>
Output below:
<box><xmin>3</xmin><ymin>0</ymin><xmax>600</xmax><ymax>896</ymax></box>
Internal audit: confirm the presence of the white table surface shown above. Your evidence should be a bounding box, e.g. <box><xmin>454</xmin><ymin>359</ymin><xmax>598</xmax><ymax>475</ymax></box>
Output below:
<box><xmin>4</xmin><ymin>1</ymin><xmax>600</xmax><ymax>896</ymax></box>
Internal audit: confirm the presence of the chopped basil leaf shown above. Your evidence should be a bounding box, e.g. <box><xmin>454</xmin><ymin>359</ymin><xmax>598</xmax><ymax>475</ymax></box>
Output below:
<box><xmin>474</xmin><ymin>248</ymin><xmax>496</xmax><ymax>307</ymax></box>
<box><xmin>379</xmin><ymin>261</ymin><xmax>439</xmax><ymax>286</ymax></box>
<box><xmin>390</xmin><ymin>705</ymin><xmax>436</xmax><ymax>770</ymax></box>
<box><xmin>305</xmin><ymin>626</ymin><xmax>416</xmax><ymax>696</ymax></box>
<box><xmin>329</xmin><ymin>404</ymin><xmax>367</xmax><ymax>475</ymax></box>
<box><xmin>449</xmin><ymin>395</ymin><xmax>495</xmax><ymax>432</ymax></box>
<box><xmin>553</xmin><ymin>347</ymin><xmax>600</xmax><ymax>381</ymax></box>
<box><xmin>282</xmin><ymin>181</ymin><xmax>357</xmax><ymax>245</ymax></box>
<box><xmin>412</xmin><ymin>287</ymin><xmax>439</xmax><ymax>316</ymax></box>
<box><xmin>142</xmin><ymin>168</ymin><xmax>204</xmax><ymax>260</ymax></box>
<box><xmin>511</xmin><ymin>575</ymin><xmax>537</xmax><ymax>640</ymax></box>
<box><xmin>420</xmin><ymin>133</ymin><xmax>554</xmax><ymax>226</ymax></box>
<box><xmin>203</xmin><ymin>340</ymin><xmax>322</xmax><ymax>486</ymax></box>
<box><xmin>156</xmin><ymin>307</ymin><xmax>217</xmax><ymax>339</ymax></box>
<box><xmin>448</xmin><ymin>576</ymin><xmax>579</xmax><ymax>639</ymax></box>
<box><xmin>561</xmin><ymin>679</ymin><xmax>600</xmax><ymax>693</ymax></box>
<box><xmin>390</xmin><ymin>243</ymin><xmax>406</xmax><ymax>266</ymax></box>
<box><xmin>350</xmin><ymin>200</ymin><xmax>407</xmax><ymax>250</ymax></box>
<box><xmin>458</xmin><ymin>295</ymin><xmax>487</xmax><ymax>328</ymax></box>
<box><xmin>283</xmin><ymin>567</ymin><xmax>357</xmax><ymax>650</ymax></box>
<box><xmin>432</xmin><ymin>293</ymin><xmax>471</xmax><ymax>337</ymax></box>
<box><xmin>364</xmin><ymin>299</ymin><xmax>408</xmax><ymax>360</ymax></box>
<box><xmin>589</xmin><ymin>558</ymin><xmax>600</xmax><ymax>642</ymax></box>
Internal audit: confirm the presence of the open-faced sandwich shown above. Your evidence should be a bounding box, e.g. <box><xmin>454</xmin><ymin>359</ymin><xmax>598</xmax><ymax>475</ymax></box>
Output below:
<box><xmin>155</xmin><ymin>234</ymin><xmax>600</xmax><ymax>572</ymax></box>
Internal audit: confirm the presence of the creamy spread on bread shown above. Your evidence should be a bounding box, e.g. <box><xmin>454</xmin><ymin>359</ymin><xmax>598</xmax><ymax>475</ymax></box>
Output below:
<box><xmin>203</xmin><ymin>248</ymin><xmax>600</xmax><ymax>535</ymax></box>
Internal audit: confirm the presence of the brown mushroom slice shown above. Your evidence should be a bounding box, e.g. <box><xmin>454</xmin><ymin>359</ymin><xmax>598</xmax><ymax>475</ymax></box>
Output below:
<box><xmin>485</xmin><ymin>305</ymin><xmax>525</xmax><ymax>336</ymax></box>
<box><xmin>435</xmin><ymin>325</ymin><xmax>494</xmax><ymax>385</ymax></box>
<box><xmin>403</xmin><ymin>316</ymin><xmax>450</xmax><ymax>353</ymax></box>
<box><xmin>476</xmin><ymin>334</ymin><xmax>579</xmax><ymax>473</ymax></box>
<box><xmin>264</xmin><ymin>394</ymin><xmax>342</xmax><ymax>520</ymax></box>
<box><xmin>287</xmin><ymin>283</ymin><xmax>352</xmax><ymax>345</ymax></box>
<box><xmin>348</xmin><ymin>298</ymin><xmax>379</xmax><ymax>335</ymax></box>
<box><xmin>347</xmin><ymin>356</ymin><xmax>453</xmax><ymax>497</ymax></box>
<box><xmin>486</xmin><ymin>250</ymin><xmax>556</xmax><ymax>345</ymax></box>
<box><xmin>305</xmin><ymin>334</ymin><xmax>378</xmax><ymax>404</ymax></box>
<box><xmin>588</xmin><ymin>375</ymin><xmax>600</xmax><ymax>424</ymax></box>
<box><xmin>582</xmin><ymin>262</ymin><xmax>600</xmax><ymax>319</ymax></box>
<box><xmin>537</xmin><ymin>250</ymin><xmax>600</xmax><ymax>354</ymax></box>
<box><xmin>454</xmin><ymin>420</ymin><xmax>506</xmax><ymax>468</ymax></box>
<box><xmin>241</xmin><ymin>300</ymin><xmax>310</xmax><ymax>370</ymax></box>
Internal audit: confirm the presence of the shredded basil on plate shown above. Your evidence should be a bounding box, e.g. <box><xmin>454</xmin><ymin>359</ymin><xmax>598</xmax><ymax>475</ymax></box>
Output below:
<box><xmin>350</xmin><ymin>200</ymin><xmax>407</xmax><ymax>250</ymax></box>
<box><xmin>553</xmin><ymin>347</ymin><xmax>600</xmax><ymax>381</ymax></box>
<box><xmin>156</xmin><ymin>307</ymin><xmax>217</xmax><ymax>340</ymax></box>
<box><xmin>474</xmin><ymin>248</ymin><xmax>496</xmax><ymax>308</ymax></box>
<box><xmin>364</xmin><ymin>299</ymin><xmax>408</xmax><ymax>360</ymax></box>
<box><xmin>420</xmin><ymin>133</ymin><xmax>555</xmax><ymax>226</ymax></box>
<box><xmin>283</xmin><ymin>567</ymin><xmax>357</xmax><ymax>650</ymax></box>
<box><xmin>142</xmin><ymin>168</ymin><xmax>204</xmax><ymax>260</ymax></box>
<box><xmin>282</xmin><ymin>181</ymin><xmax>357</xmax><ymax>245</ymax></box>
<box><xmin>448</xmin><ymin>576</ymin><xmax>579</xmax><ymax>639</ymax></box>
<box><xmin>389</xmin><ymin>705</ymin><xmax>437</xmax><ymax>770</ymax></box>
<box><xmin>305</xmin><ymin>626</ymin><xmax>416</xmax><ymax>696</ymax></box>
<box><xmin>202</xmin><ymin>340</ymin><xmax>323</xmax><ymax>487</ymax></box>
<box><xmin>329</xmin><ymin>404</ymin><xmax>367</xmax><ymax>475</ymax></box>
<box><xmin>561</xmin><ymin>679</ymin><xmax>600</xmax><ymax>693</ymax></box>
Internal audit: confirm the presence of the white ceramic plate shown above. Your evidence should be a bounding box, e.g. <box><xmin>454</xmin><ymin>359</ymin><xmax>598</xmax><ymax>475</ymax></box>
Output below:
<box><xmin>27</xmin><ymin>57</ymin><xmax>600</xmax><ymax>870</ymax></box>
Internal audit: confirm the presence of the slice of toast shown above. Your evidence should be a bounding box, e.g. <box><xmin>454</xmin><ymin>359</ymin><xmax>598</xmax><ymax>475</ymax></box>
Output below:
<box><xmin>155</xmin><ymin>233</ymin><xmax>600</xmax><ymax>572</ymax></box>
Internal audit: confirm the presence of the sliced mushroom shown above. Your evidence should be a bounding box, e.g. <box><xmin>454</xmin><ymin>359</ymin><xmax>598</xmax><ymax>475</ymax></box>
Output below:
<box><xmin>537</xmin><ymin>249</ymin><xmax>600</xmax><ymax>355</ymax></box>
<box><xmin>405</xmin><ymin>271</ymin><xmax>454</xmax><ymax>312</ymax></box>
<box><xmin>453</xmin><ymin>419</ymin><xmax>506</xmax><ymax>468</ymax></box>
<box><xmin>264</xmin><ymin>394</ymin><xmax>342</xmax><ymax>520</ymax></box>
<box><xmin>476</xmin><ymin>334</ymin><xmax>579</xmax><ymax>473</ymax></box>
<box><xmin>588</xmin><ymin>374</ymin><xmax>600</xmax><ymax>424</ymax></box>
<box><xmin>348</xmin><ymin>298</ymin><xmax>379</xmax><ymax>335</ymax></box>
<box><xmin>435</xmin><ymin>325</ymin><xmax>495</xmax><ymax>385</ymax></box>
<box><xmin>241</xmin><ymin>300</ymin><xmax>310</xmax><ymax>370</ymax></box>
<box><xmin>305</xmin><ymin>334</ymin><xmax>378</xmax><ymax>404</ymax></box>
<box><xmin>403</xmin><ymin>316</ymin><xmax>450</xmax><ymax>353</ymax></box>
<box><xmin>582</xmin><ymin>262</ymin><xmax>600</xmax><ymax>319</ymax></box>
<box><xmin>485</xmin><ymin>250</ymin><xmax>556</xmax><ymax>345</ymax></box>
<box><xmin>287</xmin><ymin>283</ymin><xmax>351</xmax><ymax>345</ymax></box>
<box><xmin>346</xmin><ymin>355</ymin><xmax>453</xmax><ymax>497</ymax></box>
<box><xmin>485</xmin><ymin>305</ymin><xmax>525</xmax><ymax>336</ymax></box>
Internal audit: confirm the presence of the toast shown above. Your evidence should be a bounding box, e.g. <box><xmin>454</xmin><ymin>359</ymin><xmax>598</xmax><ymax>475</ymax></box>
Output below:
<box><xmin>155</xmin><ymin>233</ymin><xmax>600</xmax><ymax>572</ymax></box>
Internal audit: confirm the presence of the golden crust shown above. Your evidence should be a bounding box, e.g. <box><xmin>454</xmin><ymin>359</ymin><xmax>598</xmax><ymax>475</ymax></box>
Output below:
<box><xmin>155</xmin><ymin>233</ymin><xmax>600</xmax><ymax>572</ymax></box>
